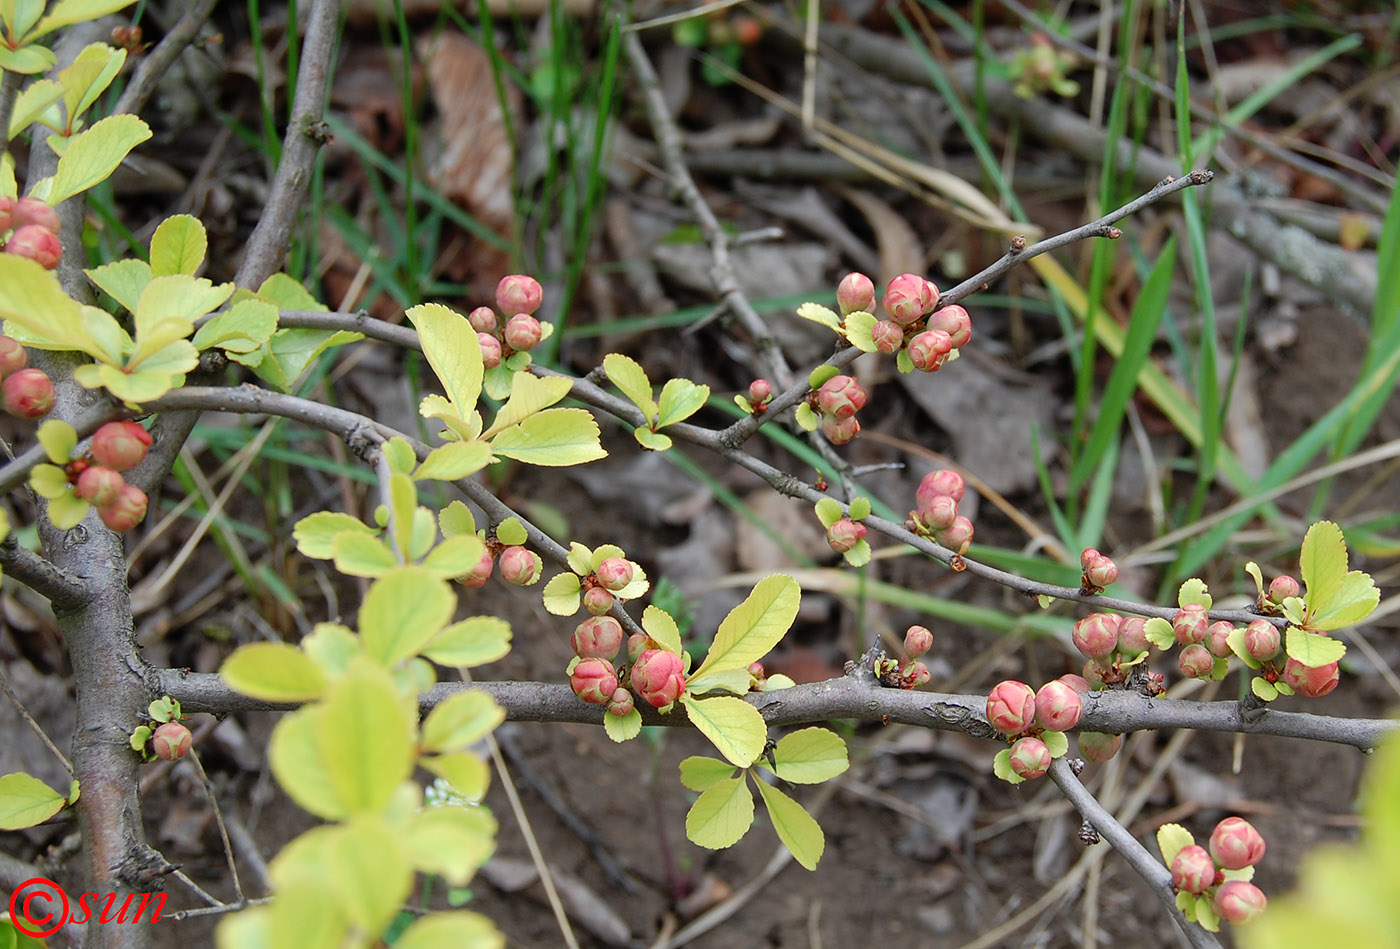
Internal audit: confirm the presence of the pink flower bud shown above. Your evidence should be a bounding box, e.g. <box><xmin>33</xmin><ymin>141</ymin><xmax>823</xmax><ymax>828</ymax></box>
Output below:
<box><xmin>498</xmin><ymin>545</ymin><xmax>542</xmax><ymax>585</ymax></box>
<box><xmin>5</xmin><ymin>225</ymin><xmax>61</xmax><ymax>269</ymax></box>
<box><xmin>985</xmin><ymin>679</ymin><xmax>1037</xmax><ymax>735</ymax></box>
<box><xmin>1281</xmin><ymin>656</ymin><xmax>1339</xmax><ymax>697</ymax></box>
<box><xmin>1009</xmin><ymin>735</ymin><xmax>1051</xmax><ymax>779</ymax></box>
<box><xmin>1243</xmin><ymin>619</ymin><xmax>1280</xmax><ymax>663</ymax></box>
<box><xmin>916</xmin><ymin>469</ymin><xmax>966</xmax><ymax>506</ymax></box>
<box><xmin>870</xmin><ymin>319</ymin><xmax>904</xmax><ymax>354</ymax></box>
<box><xmin>570</xmin><ymin>657</ymin><xmax>618</xmax><ymax>705</ymax></box>
<box><xmin>747</xmin><ymin>661</ymin><xmax>766</xmax><ymax>682</ymax></box>
<box><xmin>882</xmin><ymin>273</ymin><xmax>928</xmax><ymax>325</ymax></box>
<box><xmin>458</xmin><ymin>548</ymin><xmax>494</xmax><ymax>588</ymax></box>
<box><xmin>936</xmin><ymin>515</ymin><xmax>975</xmax><ymax>554</ymax></box>
<box><xmin>1079</xmin><ymin>548</ymin><xmax>1118</xmax><ymax>588</ymax></box>
<box><xmin>1034</xmin><ymin>680</ymin><xmax>1083</xmax><ymax>731</ymax></box>
<box><xmin>1214</xmin><ymin>880</ymin><xmax>1267</xmax><ymax>925</ymax></box>
<box><xmin>905</xmin><ymin>660</ymin><xmax>931</xmax><ymax>687</ymax></box>
<box><xmin>582</xmin><ymin>586</ymin><xmax>614</xmax><ymax>616</ymax></box>
<box><xmin>503</xmin><ymin>313</ymin><xmax>542</xmax><ymax>352</ymax></box>
<box><xmin>468</xmin><ymin>306</ymin><xmax>499</xmax><ymax>334</ymax></box>
<box><xmin>747</xmin><ymin>379</ymin><xmax>773</xmax><ymax>405</ymax></box>
<box><xmin>0</xmin><ymin>335</ymin><xmax>27</xmax><ymax>376</ymax></box>
<box><xmin>1172</xmin><ymin>604</ymin><xmax>1209</xmax><ymax>646</ymax></box>
<box><xmin>917</xmin><ymin>494</ymin><xmax>959</xmax><ymax>532</ymax></box>
<box><xmin>1072</xmin><ymin>613</ymin><xmax>1121</xmax><ymax>661</ymax></box>
<box><xmin>1058</xmin><ymin>673</ymin><xmax>1091</xmax><ymax>693</ymax></box>
<box><xmin>815</xmin><ymin>375</ymin><xmax>867</xmax><ymax>420</ymax></box>
<box><xmin>98</xmin><ymin>484</ymin><xmax>147</xmax><ymax>531</ymax></box>
<box><xmin>1210</xmin><ymin>817</ymin><xmax>1266</xmax><ymax>870</ymax></box>
<box><xmin>826</xmin><ymin>517</ymin><xmax>866</xmax><ymax>553</ymax></box>
<box><xmin>606</xmin><ymin>687</ymin><xmax>635</xmax><ymax>717</ymax></box>
<box><xmin>595</xmin><ymin>557</ymin><xmax>635</xmax><ymax>593</ymax></box>
<box><xmin>627</xmin><ymin>632</ymin><xmax>649</xmax><ymax>662</ymax></box>
<box><xmin>906</xmin><ymin>329</ymin><xmax>953</xmax><ymax>372</ymax></box>
<box><xmin>632</xmin><ymin>649</ymin><xmax>686</xmax><ymax>707</ymax></box>
<box><xmin>152</xmin><ymin>722</ymin><xmax>193</xmax><ymax>761</ymax></box>
<box><xmin>13</xmin><ymin>196</ymin><xmax>59</xmax><ymax>234</ymax></box>
<box><xmin>478</xmin><ymin>332</ymin><xmax>502</xmax><ymax>369</ymax></box>
<box><xmin>820</xmin><ymin>414</ymin><xmax>860</xmax><ymax>445</ymax></box>
<box><xmin>2</xmin><ymin>368</ymin><xmax>55</xmax><ymax>419</ymax></box>
<box><xmin>918</xmin><ymin>278</ymin><xmax>940</xmax><ymax>314</ymax></box>
<box><xmin>1205</xmin><ymin>621</ymin><xmax>1235</xmax><ymax>658</ymax></box>
<box><xmin>1171</xmin><ymin>844</ymin><xmax>1216</xmax><ymax>895</ymax></box>
<box><xmin>925</xmin><ymin>304</ymin><xmax>971</xmax><ymax>348</ymax></box>
<box><xmin>1118</xmin><ymin>617</ymin><xmax>1149</xmax><ymax>655</ymax></box>
<box><xmin>836</xmin><ymin>272</ymin><xmax>875</xmax><ymax>315</ymax></box>
<box><xmin>1179</xmin><ymin>643</ymin><xmax>1215</xmax><ymax>679</ymax></box>
<box><xmin>0</xmin><ymin>196</ymin><xmax>13</xmax><ymax>232</ymax></box>
<box><xmin>90</xmin><ymin>421</ymin><xmax>153</xmax><ymax>471</ymax></box>
<box><xmin>495</xmin><ymin>274</ymin><xmax>543</xmax><ymax>315</ymax></box>
<box><xmin>1267</xmin><ymin>574</ymin><xmax>1300</xmax><ymax>603</ymax></box>
<box><xmin>904</xmin><ymin>625</ymin><xmax>933</xmax><ymax>659</ymax></box>
<box><xmin>75</xmin><ymin>466</ymin><xmax>125</xmax><ymax>508</ymax></box>
<box><xmin>572</xmin><ymin>616</ymin><xmax>624</xmax><ymax>659</ymax></box>
<box><xmin>1077</xmin><ymin>731</ymin><xmax>1121</xmax><ymax>763</ymax></box>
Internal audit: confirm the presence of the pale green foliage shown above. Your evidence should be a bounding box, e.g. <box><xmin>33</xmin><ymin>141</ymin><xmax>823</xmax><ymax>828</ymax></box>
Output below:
<box><xmin>602</xmin><ymin>352</ymin><xmax>710</xmax><ymax>450</ymax></box>
<box><xmin>0</xmin><ymin>771</ymin><xmax>67</xmax><ymax>830</ymax></box>
<box><xmin>689</xmin><ymin>574</ymin><xmax>800</xmax><ymax>687</ymax></box>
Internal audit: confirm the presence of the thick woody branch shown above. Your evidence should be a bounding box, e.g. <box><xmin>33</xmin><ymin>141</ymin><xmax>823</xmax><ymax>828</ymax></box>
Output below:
<box><xmin>157</xmin><ymin>671</ymin><xmax>1398</xmax><ymax>753</ymax></box>
<box><xmin>0</xmin><ymin>535</ymin><xmax>87</xmax><ymax>608</ymax></box>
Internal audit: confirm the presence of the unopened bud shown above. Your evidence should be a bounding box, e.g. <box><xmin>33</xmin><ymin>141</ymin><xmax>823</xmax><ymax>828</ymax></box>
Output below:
<box><xmin>882</xmin><ymin>273</ymin><xmax>928</xmax><ymax>325</ymax></box>
<box><xmin>1170</xmin><ymin>844</ymin><xmax>1216</xmax><ymax>895</ymax></box>
<box><xmin>1281</xmin><ymin>655</ymin><xmax>1340</xmax><ymax>697</ymax></box>
<box><xmin>13</xmin><ymin>196</ymin><xmax>59</xmax><ymax>234</ymax></box>
<box><xmin>985</xmin><ymin>679</ymin><xmax>1037</xmax><ymax>735</ymax></box>
<box><xmin>1034</xmin><ymin>680</ymin><xmax>1083</xmax><ymax>732</ymax></box>
<box><xmin>1209</xmin><ymin>817</ymin><xmax>1266</xmax><ymax>870</ymax></box>
<box><xmin>2</xmin><ymin>368</ymin><xmax>55</xmax><ymax>419</ymax></box>
<box><xmin>1178</xmin><ymin>643</ymin><xmax>1215</xmax><ymax>680</ymax></box>
<box><xmin>75</xmin><ymin>466</ymin><xmax>125</xmax><ymax>508</ymax></box>
<box><xmin>1077</xmin><ymin>731</ymin><xmax>1121</xmax><ymax>763</ymax></box>
<box><xmin>152</xmin><ymin>722</ymin><xmax>193</xmax><ymax>761</ymax></box>
<box><xmin>916</xmin><ymin>469</ymin><xmax>965</xmax><ymax>506</ymax></box>
<box><xmin>606</xmin><ymin>687</ymin><xmax>635</xmax><ymax>717</ymax></box>
<box><xmin>1205</xmin><ymin>621</ymin><xmax>1235</xmax><ymax>658</ymax></box>
<box><xmin>836</xmin><ymin>272</ymin><xmax>875</xmax><ymax>315</ymax></box>
<box><xmin>1072</xmin><ymin>613</ymin><xmax>1121</xmax><ymax>661</ymax></box>
<box><xmin>871</xmin><ymin>319</ymin><xmax>904</xmax><ymax>354</ymax></box>
<box><xmin>90</xmin><ymin>421</ymin><xmax>153</xmax><ymax>471</ymax></box>
<box><xmin>1079</xmin><ymin>548</ymin><xmax>1118</xmax><ymax>589</ymax></box>
<box><xmin>5</xmin><ymin>225</ymin><xmax>61</xmax><ymax>269</ymax></box>
<box><xmin>98</xmin><ymin>484</ymin><xmax>147</xmax><ymax>531</ymax></box>
<box><xmin>1267</xmin><ymin>575</ymin><xmax>1300</xmax><ymax>603</ymax></box>
<box><xmin>820</xmin><ymin>413</ymin><xmax>860</xmax><ymax>445</ymax></box>
<box><xmin>747</xmin><ymin>379</ymin><xmax>773</xmax><ymax>405</ymax></box>
<box><xmin>569</xmin><ymin>657</ymin><xmax>618</xmax><ymax>705</ymax></box>
<box><xmin>826</xmin><ymin>517</ymin><xmax>867</xmax><ymax>554</ymax></box>
<box><xmin>632</xmin><ymin>649</ymin><xmax>686</xmax><ymax>707</ymax></box>
<box><xmin>917</xmin><ymin>494</ymin><xmax>958</xmax><ymax>532</ymax></box>
<box><xmin>903</xmin><ymin>625</ymin><xmax>933</xmax><ymax>659</ymax></box>
<box><xmin>582</xmin><ymin>586</ymin><xmax>614</xmax><ymax>616</ymax></box>
<box><xmin>498</xmin><ymin>546</ymin><xmax>542</xmax><ymax>586</ymax></box>
<box><xmin>1214</xmin><ymin>880</ymin><xmax>1267</xmax><ymax>925</ymax></box>
<box><xmin>1008</xmin><ymin>735</ymin><xmax>1051</xmax><ymax>779</ymax></box>
<box><xmin>571</xmin><ymin>616</ymin><xmax>624</xmax><ymax>659</ymax></box>
<box><xmin>495</xmin><ymin>274</ymin><xmax>543</xmax><ymax>315</ymax></box>
<box><xmin>1243</xmin><ymin>619</ymin><xmax>1280</xmax><ymax>663</ymax></box>
<box><xmin>478</xmin><ymin>332</ymin><xmax>502</xmax><ymax>368</ymax></box>
<box><xmin>594</xmin><ymin>557</ymin><xmax>634</xmax><ymax>593</ymax></box>
<box><xmin>815</xmin><ymin>375</ymin><xmax>867</xmax><ymax>420</ymax></box>
<box><xmin>459</xmin><ymin>548</ymin><xmax>494</xmax><ymax>588</ymax></box>
<box><xmin>925</xmin><ymin>304</ymin><xmax>971</xmax><ymax>348</ymax></box>
<box><xmin>468</xmin><ymin>306</ymin><xmax>499</xmax><ymax>334</ymax></box>
<box><xmin>503</xmin><ymin>314</ymin><xmax>542</xmax><ymax>352</ymax></box>
<box><xmin>1118</xmin><ymin>617</ymin><xmax>1149</xmax><ymax>655</ymax></box>
<box><xmin>1172</xmin><ymin>604</ymin><xmax>1209</xmax><ymax>646</ymax></box>
<box><xmin>906</xmin><ymin>329</ymin><xmax>953</xmax><ymax>372</ymax></box>
<box><xmin>936</xmin><ymin>514</ymin><xmax>974</xmax><ymax>554</ymax></box>
<box><xmin>0</xmin><ymin>335</ymin><xmax>27</xmax><ymax>376</ymax></box>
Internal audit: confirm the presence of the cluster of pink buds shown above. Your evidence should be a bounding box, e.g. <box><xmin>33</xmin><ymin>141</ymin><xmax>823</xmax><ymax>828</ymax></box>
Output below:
<box><xmin>1236</xmin><ymin>618</ymin><xmax>1338</xmax><ymax>698</ymax></box>
<box><xmin>1170</xmin><ymin>605</ymin><xmax>1246</xmax><ymax>682</ymax></box>
<box><xmin>63</xmin><ymin>421</ymin><xmax>153</xmax><ymax>531</ymax></box>
<box><xmin>1166</xmin><ymin>817</ymin><xmax>1268</xmax><ymax>926</ymax></box>
<box><xmin>458</xmin><ymin>540</ymin><xmax>544</xmax><ymax>590</ymax></box>
<box><xmin>468</xmin><ymin>274</ymin><xmax>547</xmax><ymax>368</ymax></box>
<box><xmin>984</xmin><ymin>677</ymin><xmax>1084</xmax><ymax>782</ymax></box>
<box><xmin>842</xmin><ymin>271</ymin><xmax>973</xmax><ymax>372</ymax></box>
<box><xmin>566</xmin><ymin>615</ymin><xmax>687</xmax><ymax>714</ymax></box>
<box><xmin>0</xmin><ymin>335</ymin><xmax>54</xmax><ymax>420</ymax></box>
<box><xmin>909</xmin><ymin>468</ymin><xmax>974</xmax><ymax>556</ymax></box>
<box><xmin>876</xmin><ymin>625</ymin><xmax>933</xmax><ymax>689</ymax></box>
<box><xmin>740</xmin><ymin>379</ymin><xmax>773</xmax><ymax>415</ymax></box>
<box><xmin>1256</xmin><ymin>573</ymin><xmax>1300</xmax><ymax>613</ymax></box>
<box><xmin>1</xmin><ymin>196</ymin><xmax>62</xmax><ymax>270</ymax></box>
<box><xmin>1079</xmin><ymin>547</ymin><xmax>1118</xmax><ymax>593</ymax></box>
<box><xmin>810</xmin><ymin>374</ymin><xmax>867</xmax><ymax>445</ymax></box>
<box><xmin>1072</xmin><ymin>612</ymin><xmax>1152</xmax><ymax>688</ymax></box>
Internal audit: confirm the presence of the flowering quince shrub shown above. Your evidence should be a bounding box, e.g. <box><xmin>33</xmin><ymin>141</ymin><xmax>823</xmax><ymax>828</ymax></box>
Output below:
<box><xmin>0</xmin><ymin>7</ymin><xmax>1396</xmax><ymax>947</ymax></box>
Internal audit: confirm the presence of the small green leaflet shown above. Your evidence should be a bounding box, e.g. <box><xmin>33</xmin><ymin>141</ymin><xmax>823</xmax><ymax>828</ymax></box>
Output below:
<box><xmin>1155</xmin><ymin>822</ymin><xmax>1195</xmax><ymax>866</ymax></box>
<box><xmin>421</xmin><ymin>616</ymin><xmax>512</xmax><ymax>668</ymax></box>
<box><xmin>756</xmin><ymin>727</ymin><xmax>848</xmax><ymax>784</ymax></box>
<box><xmin>221</xmin><ymin>642</ymin><xmax>327</xmax><ymax>702</ymax></box>
<box><xmin>689</xmin><ymin>575</ymin><xmax>800</xmax><ymax>682</ymax></box>
<box><xmin>420</xmin><ymin>692</ymin><xmax>506</xmax><ymax>753</ymax></box>
<box><xmin>1041</xmin><ymin>730</ymin><xmax>1069</xmax><ymax>758</ymax></box>
<box><xmin>603</xmin><ymin>352</ymin><xmax>657</xmax><ymax>419</ymax></box>
<box><xmin>795</xmin><ymin>302</ymin><xmax>841</xmax><ymax>331</ymax></box>
<box><xmin>656</xmin><ymin>378</ymin><xmax>709</xmax><ymax>427</ymax></box>
<box><xmin>684</xmin><ymin>776</ymin><xmax>754</xmax><ymax>850</ymax></box>
<box><xmin>1284</xmin><ymin>627</ymin><xmax>1347</xmax><ymax>668</ymax></box>
<box><xmin>753</xmin><ymin>779</ymin><xmax>825</xmax><ymax>870</ymax></box>
<box><xmin>679</xmin><ymin>755</ymin><xmax>737</xmax><ymax>792</ymax></box>
<box><xmin>0</xmin><ymin>772</ymin><xmax>68</xmax><ymax>830</ymax></box>
<box><xmin>840</xmin><ymin>311</ymin><xmax>879</xmax><ymax>353</ymax></box>
<box><xmin>1252</xmin><ymin>677</ymin><xmax>1279</xmax><ymax>701</ymax></box>
<box><xmin>681</xmin><ymin>694</ymin><xmax>767</xmax><ymax>767</ymax></box>
<box><xmin>603</xmin><ymin>708</ymin><xmax>642</xmax><ymax>743</ymax></box>
<box><xmin>488</xmin><ymin>409</ymin><xmax>606</xmax><ymax>467</ymax></box>
<box><xmin>150</xmin><ymin>214</ymin><xmax>207</xmax><ymax>276</ymax></box>
<box><xmin>642</xmin><ymin>605</ymin><xmax>683</xmax><ymax>655</ymax></box>
<box><xmin>1176</xmin><ymin>577</ymin><xmax>1212</xmax><ymax>610</ymax></box>
<box><xmin>1299</xmin><ymin>521</ymin><xmax>1380</xmax><ymax>631</ymax></box>
<box><xmin>992</xmin><ymin>748</ymin><xmax>1023</xmax><ymax>785</ymax></box>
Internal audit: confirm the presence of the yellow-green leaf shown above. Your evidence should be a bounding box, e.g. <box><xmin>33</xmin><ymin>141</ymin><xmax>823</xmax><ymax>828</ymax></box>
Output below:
<box><xmin>422</xmin><ymin>616</ymin><xmax>512</xmax><ymax>668</ymax></box>
<box><xmin>293</xmin><ymin>511</ymin><xmax>374</xmax><ymax>560</ymax></box>
<box><xmin>634</xmin><ymin>427</ymin><xmax>672</xmax><ymax>451</ymax></box>
<box><xmin>328</xmin><ymin>817</ymin><xmax>410</xmax><ymax>934</ymax></box>
<box><xmin>192</xmin><ymin>298</ymin><xmax>277</xmax><ymax>353</ymax></box>
<box><xmin>439</xmin><ymin>500</ymin><xmax>478</xmax><ymax>538</ymax></box>
<box><xmin>842</xmin><ymin>539</ymin><xmax>872</xmax><ymax>567</ymax></box>
<box><xmin>813</xmin><ymin>497</ymin><xmax>842</xmax><ymax>528</ymax></box>
<box><xmin>57</xmin><ymin>44</ymin><xmax>124</xmax><ymax>132</ymax></box>
<box><xmin>358</xmin><ymin>567</ymin><xmax>456</xmax><ymax>667</ymax></box>
<box><xmin>0</xmin><ymin>772</ymin><xmax>67</xmax><ymax>830</ymax></box>
<box><xmin>482</xmin><ymin>372</ymin><xmax>574</xmax><ymax>439</ymax></box>
<box><xmin>1301</xmin><ymin>521</ymin><xmax>1349</xmax><ymax>613</ymax></box>
<box><xmin>9</xmin><ymin>77</ymin><xmax>63</xmax><ymax>138</ymax></box>
<box><xmin>642</xmin><ymin>605</ymin><xmax>682</xmax><ymax>655</ymax></box>
<box><xmin>1251</xmin><ymin>677</ymin><xmax>1278</xmax><ymax>701</ymax></box>
<box><xmin>388</xmin><ymin>472</ymin><xmax>416</xmax><ymax>560</ymax></box>
<box><xmin>413</xmin><ymin>440</ymin><xmax>492</xmax><ymax>481</ymax></box>
<box><xmin>565</xmin><ymin>542</ymin><xmax>593</xmax><ymax>577</ymax></box>
<box><xmin>489</xmin><ymin>408</ymin><xmax>606</xmax><ymax>466</ymax></box>
<box><xmin>149</xmin><ymin>214</ymin><xmax>207</xmax><ymax>276</ymax></box>
<box><xmin>681</xmin><ymin>694</ymin><xmax>766</xmax><ymax>767</ymax></box>
<box><xmin>656</xmin><ymin>378</ymin><xmax>710</xmax><ymax>428</ymax></box>
<box><xmin>840</xmin><ymin>310</ymin><xmax>879</xmax><ymax>352</ymax></box>
<box><xmin>684</xmin><ymin>667</ymin><xmax>752</xmax><ymax>696</ymax></box>
<box><xmin>0</xmin><ymin>254</ymin><xmax>87</xmax><ymax>351</ymax></box>
<box><xmin>679</xmin><ymin>755</ymin><xmax>736</xmax><ymax>792</ymax></box>
<box><xmin>408</xmin><ymin>303</ymin><xmax>482</xmax><ymax>418</ymax></box>
<box><xmin>82</xmin><ymin>363</ymin><xmax>180</xmax><ymax>403</ymax></box>
<box><xmin>268</xmin><ymin>707</ymin><xmax>347</xmax><ymax>820</ymax></box>
<box><xmin>762</xmin><ymin>727</ymin><xmax>848</xmax><ymax>784</ymax></box>
<box><xmin>795</xmin><ymin>302</ymin><xmax>841</xmax><ymax>331</ymax></box>
<box><xmin>392</xmin><ymin>911</ymin><xmax>504</xmax><ymax>949</ymax></box>
<box><xmin>421</xmin><ymin>691</ymin><xmax>505</xmax><ymax>753</ymax></box>
<box><xmin>36</xmin><ymin>419</ymin><xmax>75</xmax><ymax>463</ymax></box>
<box><xmin>30</xmin><ymin>0</ymin><xmax>141</xmax><ymax>42</ymax></box>
<box><xmin>753</xmin><ymin>779</ymin><xmax>824</xmax><ymax>870</ymax></box>
<box><xmin>45</xmin><ymin>490</ymin><xmax>90</xmax><ymax>529</ymax></box>
<box><xmin>1156</xmin><ymin>822</ymin><xmax>1195</xmax><ymax>867</ymax></box>
<box><xmin>603</xmin><ymin>707</ymin><xmax>642</xmax><ymax>743</ymax></box>
<box><xmin>0</xmin><ymin>44</ymin><xmax>56</xmax><ymax>75</ymax></box>
<box><xmin>220</xmin><ymin>642</ymin><xmax>326</xmax><ymax>702</ymax></box>
<box><xmin>85</xmin><ymin>257</ymin><xmax>152</xmax><ymax>314</ymax></box>
<box><xmin>382</xmin><ymin>437</ymin><xmax>416</xmax><ymax>474</ymax></box>
<box><xmin>542</xmin><ymin>572</ymin><xmax>581</xmax><ymax>616</ymax></box>
<box><xmin>603</xmin><ymin>352</ymin><xmax>656</xmax><ymax>419</ymax></box>
<box><xmin>80</xmin><ymin>304</ymin><xmax>132</xmax><ymax>364</ymax></box>
<box><xmin>331</xmin><ymin>531</ymin><xmax>397</xmax><ymax>577</ymax></box>
<box><xmin>684</xmin><ymin>776</ymin><xmax>754</xmax><ymax>850</ymax></box>
<box><xmin>253</xmin><ymin>328</ymin><xmax>360</xmax><ymax>392</ymax></box>
<box><xmin>1284</xmin><ymin>627</ymin><xmax>1347</xmax><ymax>668</ymax></box>
<box><xmin>30</xmin><ymin>463</ymin><xmax>70</xmax><ymax>498</ymax></box>
<box><xmin>1177</xmin><ymin>577</ymin><xmax>1212</xmax><ymax>610</ymax></box>
<box><xmin>420</xmin><ymin>533</ymin><xmax>486</xmax><ymax>579</ymax></box>
<box><xmin>317</xmin><ymin>660</ymin><xmax>415</xmax><ymax>814</ymax></box>
<box><xmin>43</xmin><ymin>113</ymin><xmax>151</xmax><ymax>205</ymax></box>
<box><xmin>691</xmin><ymin>575</ymin><xmax>800</xmax><ymax>681</ymax></box>
<box><xmin>403</xmin><ymin>807</ymin><xmax>497</xmax><ymax>886</ymax></box>
<box><xmin>302</xmin><ymin>623</ymin><xmax>361</xmax><ymax>677</ymax></box>
<box><xmin>421</xmin><ymin>752</ymin><xmax>491</xmax><ymax>803</ymax></box>
<box><xmin>495</xmin><ymin>517</ymin><xmax>528</xmax><ymax>547</ymax></box>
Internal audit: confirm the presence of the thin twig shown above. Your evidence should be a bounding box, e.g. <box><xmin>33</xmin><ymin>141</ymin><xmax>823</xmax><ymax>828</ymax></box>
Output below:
<box><xmin>113</xmin><ymin>0</ymin><xmax>222</xmax><ymax>117</ymax></box>
<box><xmin>186</xmin><ymin>750</ymin><xmax>245</xmax><ymax>904</ymax></box>
<box><xmin>0</xmin><ymin>663</ymin><xmax>74</xmax><ymax>776</ymax></box>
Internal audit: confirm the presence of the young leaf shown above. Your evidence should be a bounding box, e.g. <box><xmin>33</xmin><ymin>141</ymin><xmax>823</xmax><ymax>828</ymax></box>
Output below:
<box><xmin>685</xmin><ymin>667</ymin><xmax>753</xmax><ymax>697</ymax></box>
<box><xmin>1042</xmin><ymin>730</ymin><xmax>1070</xmax><ymax>758</ymax></box>
<box><xmin>602</xmin><ymin>352</ymin><xmax>657</xmax><ymax>419</ymax></box>
<box><xmin>268</xmin><ymin>708</ymin><xmax>346</xmax><ymax>821</ymax></box>
<box><xmin>149</xmin><ymin>214</ymin><xmax>207</xmax><ymax>276</ymax></box>
<box><xmin>391</xmin><ymin>912</ymin><xmax>503</xmax><ymax>949</ymax></box>
<box><xmin>684</xmin><ymin>776</ymin><xmax>755</xmax><ymax>850</ymax></box>
<box><xmin>358</xmin><ymin>567</ymin><xmax>456</xmax><ymax>667</ymax></box>
<box><xmin>36</xmin><ymin>419</ymin><xmax>75</xmax><ymax>463</ymax></box>
<box><xmin>848</xmin><ymin>497</ymin><xmax>871</xmax><ymax>520</ymax></box>
<box><xmin>1177</xmin><ymin>578</ymin><xmax>1212</xmax><ymax>610</ymax></box>
<box><xmin>0</xmin><ymin>772</ymin><xmax>67</xmax><ymax>830</ymax></box>
<box><xmin>420</xmin><ymin>534</ymin><xmax>486</xmax><ymax>579</ymax></box>
<box><xmin>302</xmin><ymin>623</ymin><xmax>362</xmax><ymax>677</ymax></box>
<box><xmin>488</xmin><ymin>408</ymin><xmax>606</xmax><ymax>466</ymax></box>
<box><xmin>896</xmin><ymin>348</ymin><xmax>914</xmax><ymax>374</ymax></box>
<box><xmin>681</xmin><ymin>694</ymin><xmax>767</xmax><ymax>767</ymax></box>
<box><xmin>840</xmin><ymin>310</ymin><xmax>879</xmax><ymax>352</ymax></box>
<box><xmin>327</xmin><ymin>818</ymin><xmax>411</xmax><ymax>935</ymax></box>
<box><xmin>813</xmin><ymin>497</ymin><xmax>843</xmax><ymax>528</ymax></box>
<box><xmin>1226</xmin><ymin>628</ymin><xmax>1262</xmax><ymax>670</ymax></box>
<box><xmin>43</xmin><ymin>113</ymin><xmax>152</xmax><ymax>205</ymax></box>
<box><xmin>495</xmin><ymin>518</ymin><xmax>528</xmax><ymax>547</ymax></box>
<box><xmin>420</xmin><ymin>692</ymin><xmax>506</xmax><ymax>753</ymax></box>
<box><xmin>795</xmin><ymin>302</ymin><xmax>842</xmax><ymax>331</ymax></box>
<box><xmin>439</xmin><ymin>500</ymin><xmax>477</xmax><ymax>538</ymax></box>
<box><xmin>761</xmin><ymin>727</ymin><xmax>849</xmax><ymax>784</ymax></box>
<box><xmin>642</xmin><ymin>605</ymin><xmax>683</xmax><ymax>655</ymax></box>
<box><xmin>45</xmin><ymin>491</ymin><xmax>90</xmax><ymax>529</ymax></box>
<box><xmin>480</xmin><ymin>372</ymin><xmax>573</xmax><ymax>440</ymax></box>
<box><xmin>842</xmin><ymin>540</ymin><xmax>872</xmax><ymax>567</ymax></box>
<box><xmin>421</xmin><ymin>616</ymin><xmax>512</xmax><ymax>669</ymax></box>
<box><xmin>679</xmin><ymin>756</ymin><xmax>737</xmax><ymax>792</ymax></box>
<box><xmin>331</xmin><ymin>531</ymin><xmax>397</xmax><ymax>577</ymax></box>
<box><xmin>1156</xmin><ymin>822</ymin><xmax>1195</xmax><ymax>867</ymax></box>
<box><xmin>808</xmin><ymin>364</ymin><xmax>840</xmax><ymax>388</ymax></box>
<box><xmin>634</xmin><ymin>427</ymin><xmax>673</xmax><ymax>451</ymax></box>
<box><xmin>1309</xmin><ymin>570</ymin><xmax>1380</xmax><ymax>632</ymax></box>
<box><xmin>402</xmin><ymin>808</ymin><xmax>496</xmax><ymax>887</ymax></box>
<box><xmin>421</xmin><ymin>752</ymin><xmax>490</xmax><ymax>803</ymax></box>
<box><xmin>691</xmin><ymin>575</ymin><xmax>801</xmax><ymax>681</ymax></box>
<box><xmin>794</xmin><ymin>402</ymin><xmax>819</xmax><ymax>431</ymax></box>
<box><xmin>1144</xmin><ymin>617</ymin><xmax>1176</xmax><ymax>650</ymax></box>
<box><xmin>1301</xmin><ymin>521</ymin><xmax>1349</xmax><ymax>616</ymax></box>
<box><xmin>414</xmin><ymin>441</ymin><xmax>494</xmax><ymax>481</ymax></box>
<box><xmin>992</xmin><ymin>748</ymin><xmax>1024</xmax><ymax>785</ymax></box>
<box><xmin>407</xmin><ymin>303</ymin><xmax>483</xmax><ymax>418</ymax></box>
<box><xmin>1284</xmin><ymin>627</ymin><xmax>1347</xmax><ymax>668</ymax></box>
<box><xmin>1244</xmin><ymin>562</ymin><xmax>1265</xmax><ymax>600</ymax></box>
<box><xmin>318</xmin><ymin>661</ymin><xmax>416</xmax><ymax>814</ymax></box>
<box><xmin>603</xmin><ymin>707</ymin><xmax>642</xmax><ymax>743</ymax></box>
<box><xmin>656</xmin><ymin>378</ymin><xmax>710</xmax><ymax>428</ymax></box>
<box><xmin>221</xmin><ymin>642</ymin><xmax>326</xmax><ymax>702</ymax></box>
<box><xmin>753</xmin><ymin>779</ymin><xmax>825</xmax><ymax>870</ymax></box>
<box><xmin>541</xmin><ymin>572</ymin><xmax>582</xmax><ymax>616</ymax></box>
<box><xmin>1251</xmin><ymin>677</ymin><xmax>1278</xmax><ymax>701</ymax></box>
<box><xmin>193</xmin><ymin>299</ymin><xmax>277</xmax><ymax>354</ymax></box>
